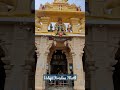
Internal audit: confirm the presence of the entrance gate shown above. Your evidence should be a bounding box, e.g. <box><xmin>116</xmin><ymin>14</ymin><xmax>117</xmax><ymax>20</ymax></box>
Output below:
<box><xmin>45</xmin><ymin>50</ymin><xmax>74</xmax><ymax>89</ymax></box>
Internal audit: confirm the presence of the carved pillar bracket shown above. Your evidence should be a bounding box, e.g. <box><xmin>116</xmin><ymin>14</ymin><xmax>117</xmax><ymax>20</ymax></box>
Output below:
<box><xmin>80</xmin><ymin>18</ymin><xmax>85</xmax><ymax>34</ymax></box>
<box><xmin>40</xmin><ymin>17</ymin><xmax>50</xmax><ymax>33</ymax></box>
<box><xmin>70</xmin><ymin>18</ymin><xmax>80</xmax><ymax>34</ymax></box>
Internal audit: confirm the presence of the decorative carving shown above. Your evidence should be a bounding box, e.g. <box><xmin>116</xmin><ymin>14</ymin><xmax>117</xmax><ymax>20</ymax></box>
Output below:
<box><xmin>39</xmin><ymin>0</ymin><xmax>80</xmax><ymax>12</ymax></box>
<box><xmin>55</xmin><ymin>18</ymin><xmax>66</xmax><ymax>36</ymax></box>
<box><xmin>35</xmin><ymin>17</ymin><xmax>42</xmax><ymax>31</ymax></box>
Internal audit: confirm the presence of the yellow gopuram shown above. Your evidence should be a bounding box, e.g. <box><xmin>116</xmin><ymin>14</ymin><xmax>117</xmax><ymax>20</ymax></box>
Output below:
<box><xmin>35</xmin><ymin>0</ymin><xmax>85</xmax><ymax>37</ymax></box>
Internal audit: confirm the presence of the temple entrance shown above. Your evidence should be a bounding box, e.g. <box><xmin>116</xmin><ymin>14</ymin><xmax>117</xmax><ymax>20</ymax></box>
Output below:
<box><xmin>45</xmin><ymin>49</ymin><xmax>74</xmax><ymax>89</ymax></box>
<box><xmin>50</xmin><ymin>50</ymin><xmax>68</xmax><ymax>74</ymax></box>
<box><xmin>35</xmin><ymin>37</ymin><xmax>85</xmax><ymax>90</ymax></box>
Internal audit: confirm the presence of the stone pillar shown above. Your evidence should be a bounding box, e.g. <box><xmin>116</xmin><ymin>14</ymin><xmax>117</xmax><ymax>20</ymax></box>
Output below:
<box><xmin>72</xmin><ymin>52</ymin><xmax>85</xmax><ymax>90</ymax></box>
<box><xmin>70</xmin><ymin>37</ymin><xmax>85</xmax><ymax>90</ymax></box>
<box><xmin>35</xmin><ymin>52</ymin><xmax>47</xmax><ymax>90</ymax></box>
<box><xmin>87</xmin><ymin>60</ymin><xmax>96</xmax><ymax>90</ymax></box>
<box><xmin>3</xmin><ymin>24</ymin><xmax>31</xmax><ymax>90</ymax></box>
<box><xmin>85</xmin><ymin>44</ymin><xmax>96</xmax><ymax>90</ymax></box>
<box><xmin>93</xmin><ymin>57</ymin><xmax>115</xmax><ymax>90</ymax></box>
<box><xmin>86</xmin><ymin>46</ymin><xmax>116</xmax><ymax>90</ymax></box>
<box><xmin>3</xmin><ymin>58</ymin><xmax>13</xmax><ymax>90</ymax></box>
<box><xmin>85</xmin><ymin>26</ymin><xmax>119</xmax><ymax>90</ymax></box>
<box><xmin>35</xmin><ymin>37</ymin><xmax>53</xmax><ymax>90</ymax></box>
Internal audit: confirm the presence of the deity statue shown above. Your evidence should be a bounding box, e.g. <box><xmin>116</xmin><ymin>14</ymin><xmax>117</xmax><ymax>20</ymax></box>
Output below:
<box><xmin>67</xmin><ymin>24</ymin><xmax>72</xmax><ymax>33</ymax></box>
<box><xmin>55</xmin><ymin>18</ymin><xmax>66</xmax><ymax>36</ymax></box>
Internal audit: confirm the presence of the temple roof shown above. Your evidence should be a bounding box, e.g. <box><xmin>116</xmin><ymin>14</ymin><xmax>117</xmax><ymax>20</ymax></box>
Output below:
<box><xmin>38</xmin><ymin>0</ymin><xmax>81</xmax><ymax>12</ymax></box>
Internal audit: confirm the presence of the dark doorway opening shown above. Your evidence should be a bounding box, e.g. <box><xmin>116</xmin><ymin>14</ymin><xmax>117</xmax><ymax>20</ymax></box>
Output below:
<box><xmin>113</xmin><ymin>43</ymin><xmax>120</xmax><ymax>90</ymax></box>
<box><xmin>0</xmin><ymin>46</ymin><xmax>6</xmax><ymax>90</ymax></box>
<box><xmin>50</xmin><ymin>50</ymin><xmax>68</xmax><ymax>74</ymax></box>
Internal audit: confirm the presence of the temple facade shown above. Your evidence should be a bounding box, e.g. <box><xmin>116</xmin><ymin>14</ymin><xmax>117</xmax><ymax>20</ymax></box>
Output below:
<box><xmin>35</xmin><ymin>0</ymin><xmax>85</xmax><ymax>90</ymax></box>
<box><xmin>0</xmin><ymin>0</ymin><xmax>120</xmax><ymax>90</ymax></box>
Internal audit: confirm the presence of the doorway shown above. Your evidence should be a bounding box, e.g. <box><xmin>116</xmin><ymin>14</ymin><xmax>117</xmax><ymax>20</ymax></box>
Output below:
<box><xmin>50</xmin><ymin>50</ymin><xmax>68</xmax><ymax>74</ymax></box>
<box><xmin>0</xmin><ymin>46</ymin><xmax>6</xmax><ymax>90</ymax></box>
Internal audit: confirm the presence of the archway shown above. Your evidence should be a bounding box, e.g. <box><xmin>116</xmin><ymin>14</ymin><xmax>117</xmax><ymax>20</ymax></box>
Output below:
<box><xmin>46</xmin><ymin>41</ymin><xmax>74</xmax><ymax>76</ymax></box>
<box><xmin>45</xmin><ymin>41</ymin><xmax>75</xmax><ymax>89</ymax></box>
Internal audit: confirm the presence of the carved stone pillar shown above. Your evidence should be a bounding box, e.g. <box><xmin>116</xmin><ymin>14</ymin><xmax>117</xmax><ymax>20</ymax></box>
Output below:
<box><xmin>86</xmin><ymin>60</ymin><xmax>96</xmax><ymax>90</ymax></box>
<box><xmin>85</xmin><ymin>39</ymin><xmax>119</xmax><ymax>90</ymax></box>
<box><xmin>94</xmin><ymin>58</ymin><xmax>115</xmax><ymax>90</ymax></box>
<box><xmin>72</xmin><ymin>52</ymin><xmax>85</xmax><ymax>90</ymax></box>
<box><xmin>69</xmin><ymin>37</ymin><xmax>85</xmax><ymax>90</ymax></box>
<box><xmin>2</xmin><ymin>57</ymin><xmax>13</xmax><ymax>90</ymax></box>
<box><xmin>35</xmin><ymin>37</ymin><xmax>53</xmax><ymax>90</ymax></box>
<box><xmin>85</xmin><ymin>44</ymin><xmax>96</xmax><ymax>90</ymax></box>
<box><xmin>35</xmin><ymin>52</ymin><xmax>47</xmax><ymax>90</ymax></box>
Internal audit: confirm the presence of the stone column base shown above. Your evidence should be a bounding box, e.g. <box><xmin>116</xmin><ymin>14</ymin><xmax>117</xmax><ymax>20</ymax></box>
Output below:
<box><xmin>74</xmin><ymin>87</ymin><xmax>85</xmax><ymax>90</ymax></box>
<box><xmin>35</xmin><ymin>87</ymin><xmax>45</xmax><ymax>90</ymax></box>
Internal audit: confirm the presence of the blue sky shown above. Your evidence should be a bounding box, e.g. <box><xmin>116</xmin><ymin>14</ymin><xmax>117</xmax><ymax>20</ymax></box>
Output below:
<box><xmin>35</xmin><ymin>0</ymin><xmax>85</xmax><ymax>11</ymax></box>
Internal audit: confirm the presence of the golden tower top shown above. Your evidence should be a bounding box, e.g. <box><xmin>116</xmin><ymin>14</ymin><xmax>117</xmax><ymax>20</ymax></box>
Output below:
<box><xmin>35</xmin><ymin>0</ymin><xmax>85</xmax><ymax>37</ymax></box>
<box><xmin>38</xmin><ymin>0</ymin><xmax>81</xmax><ymax>12</ymax></box>
<box><xmin>54</xmin><ymin>0</ymin><xmax>68</xmax><ymax>3</ymax></box>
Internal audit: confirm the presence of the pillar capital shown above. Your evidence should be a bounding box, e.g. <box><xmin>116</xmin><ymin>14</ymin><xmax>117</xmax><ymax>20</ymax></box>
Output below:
<box><xmin>80</xmin><ymin>17</ymin><xmax>85</xmax><ymax>34</ymax></box>
<box><xmin>39</xmin><ymin>17</ymin><xmax>50</xmax><ymax>32</ymax></box>
<box><xmin>41</xmin><ymin>17</ymin><xmax>50</xmax><ymax>24</ymax></box>
<box><xmin>70</xmin><ymin>18</ymin><xmax>80</xmax><ymax>33</ymax></box>
<box><xmin>70</xmin><ymin>18</ymin><xmax>80</xmax><ymax>24</ymax></box>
